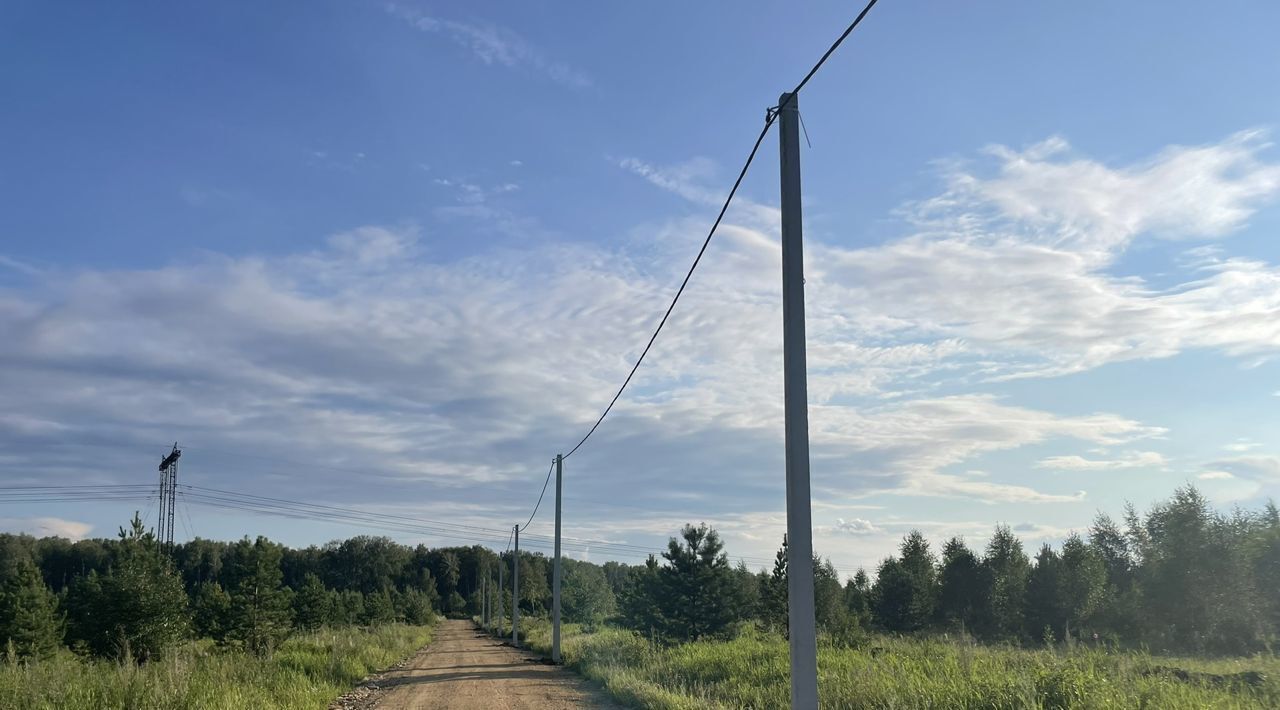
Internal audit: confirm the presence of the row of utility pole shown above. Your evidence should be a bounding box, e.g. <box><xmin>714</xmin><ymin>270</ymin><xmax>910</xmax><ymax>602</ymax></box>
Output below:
<box><xmin>481</xmin><ymin>454</ymin><xmax>564</xmax><ymax>664</ymax></box>
<box><xmin>483</xmin><ymin>94</ymin><xmax>816</xmax><ymax>707</ymax></box>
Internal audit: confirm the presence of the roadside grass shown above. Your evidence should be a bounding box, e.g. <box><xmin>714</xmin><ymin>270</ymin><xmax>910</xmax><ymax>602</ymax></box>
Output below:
<box><xmin>481</xmin><ymin>618</ymin><xmax>1278</xmax><ymax>709</ymax></box>
<box><xmin>0</xmin><ymin>623</ymin><xmax>435</xmax><ymax>710</ymax></box>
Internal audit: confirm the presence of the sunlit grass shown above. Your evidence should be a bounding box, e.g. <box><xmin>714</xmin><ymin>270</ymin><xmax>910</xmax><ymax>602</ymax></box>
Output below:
<box><xmin>0</xmin><ymin>623</ymin><xmax>435</xmax><ymax>710</ymax></box>
<box><xmin>485</xmin><ymin>618</ymin><xmax>1279</xmax><ymax>709</ymax></box>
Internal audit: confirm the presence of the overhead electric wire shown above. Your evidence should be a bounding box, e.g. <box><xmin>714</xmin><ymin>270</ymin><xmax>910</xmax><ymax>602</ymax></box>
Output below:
<box><xmin>0</xmin><ymin>484</ymin><xmax>156</xmax><ymax>505</ymax></box>
<box><xmin>790</xmin><ymin>0</ymin><xmax>880</xmax><ymax>99</ymax></box>
<box><xmin>0</xmin><ymin>484</ymin><xmax>154</xmax><ymax>489</ymax></box>
<box><xmin>185</xmin><ymin>484</ymin><xmax>509</xmax><ymax>536</ymax></box>
<box><xmin>518</xmin><ymin>459</ymin><xmax>556</xmax><ymax>531</ymax></box>
<box><xmin>181</xmin><ymin>487</ymin><xmax>510</xmax><ymax>541</ymax></box>
<box><xmin>178</xmin><ymin>491</ymin><xmax>516</xmax><ymax>548</ymax></box>
<box><xmin>174</xmin><ymin>483</ymin><xmax>651</xmax><ymax>558</ymax></box>
<box><xmin>12</xmin><ymin>0</ymin><xmax>889</xmax><ymax>564</ymax></box>
<box><xmin>178</xmin><ymin>490</ymin><xmax>665</xmax><ymax>560</ymax></box>
<box><xmin>562</xmin><ymin>123</ymin><xmax>774</xmax><ymax>459</ymax></box>
<box><xmin>181</xmin><ymin>489</ymin><xmax>643</xmax><ymax>558</ymax></box>
<box><xmin>560</xmin><ymin>0</ymin><xmax>880</xmax><ymax>460</ymax></box>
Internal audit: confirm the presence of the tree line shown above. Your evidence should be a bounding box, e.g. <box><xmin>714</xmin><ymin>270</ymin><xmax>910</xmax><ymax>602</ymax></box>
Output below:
<box><xmin>2</xmin><ymin>485</ymin><xmax>1276</xmax><ymax>663</ymax></box>
<box><xmin>609</xmin><ymin>486</ymin><xmax>1279</xmax><ymax>655</ymax></box>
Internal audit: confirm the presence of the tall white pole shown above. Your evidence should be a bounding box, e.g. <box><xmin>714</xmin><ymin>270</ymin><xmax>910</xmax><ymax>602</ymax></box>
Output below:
<box><xmin>552</xmin><ymin>454</ymin><xmax>563</xmax><ymax>663</ymax></box>
<box><xmin>497</xmin><ymin>557</ymin><xmax>504</xmax><ymax>632</ymax></box>
<box><xmin>512</xmin><ymin>525</ymin><xmax>520</xmax><ymax>646</ymax></box>
<box><xmin>778</xmin><ymin>91</ymin><xmax>819</xmax><ymax>710</ymax></box>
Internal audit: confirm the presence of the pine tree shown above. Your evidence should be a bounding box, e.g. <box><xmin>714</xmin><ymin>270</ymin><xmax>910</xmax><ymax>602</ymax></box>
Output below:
<box><xmin>395</xmin><ymin>588</ymin><xmax>436</xmax><ymax>624</ymax></box>
<box><xmin>334</xmin><ymin>590</ymin><xmax>365</xmax><ymax>626</ymax></box>
<box><xmin>225</xmin><ymin>537</ymin><xmax>293</xmax><ymax>656</ymax></box>
<box><xmin>292</xmin><ymin>573</ymin><xmax>331</xmax><ymax>631</ymax></box>
<box><xmin>657</xmin><ymin>524</ymin><xmax>736</xmax><ymax>641</ymax></box>
<box><xmin>0</xmin><ymin>557</ymin><xmax>63</xmax><ymax>660</ymax></box>
<box><xmin>363</xmin><ymin>589</ymin><xmax>396</xmax><ymax>625</ymax></box>
<box><xmin>191</xmin><ymin>581</ymin><xmax>231</xmax><ymax>642</ymax></box>
<box><xmin>65</xmin><ymin>514</ymin><xmax>189</xmax><ymax>661</ymax></box>
<box><xmin>618</xmin><ymin>555</ymin><xmax>663</xmax><ymax>635</ymax></box>
<box><xmin>727</xmin><ymin>561</ymin><xmax>759</xmax><ymax>626</ymax></box>
<box><xmin>760</xmin><ymin>537</ymin><xmax>789</xmax><ymax>633</ymax></box>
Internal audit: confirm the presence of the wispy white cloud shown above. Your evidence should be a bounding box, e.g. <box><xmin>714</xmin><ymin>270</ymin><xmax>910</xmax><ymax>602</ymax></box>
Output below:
<box><xmin>811</xmin><ymin>130</ymin><xmax>1280</xmax><ymax>380</ymax></box>
<box><xmin>966</xmin><ymin>130</ymin><xmax>1280</xmax><ymax>257</ymax></box>
<box><xmin>386</xmin><ymin>4</ymin><xmax>590</xmax><ymax>88</ymax></box>
<box><xmin>0</xmin><ymin>254</ymin><xmax>42</xmax><ymax>276</ymax></box>
<box><xmin>1224</xmin><ymin>438</ymin><xmax>1261</xmax><ymax>453</ymax></box>
<box><xmin>3</xmin><ymin>129</ymin><xmax>1278</xmax><ymax>568</ymax></box>
<box><xmin>1035</xmin><ymin>450</ymin><xmax>1168</xmax><ymax>471</ymax></box>
<box><xmin>618</xmin><ymin>157</ymin><xmax>724</xmax><ymax>206</ymax></box>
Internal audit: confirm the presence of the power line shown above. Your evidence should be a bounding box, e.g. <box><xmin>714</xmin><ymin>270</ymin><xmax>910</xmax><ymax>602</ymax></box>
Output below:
<box><xmin>560</xmin><ymin>0</ymin><xmax>879</xmax><ymax>460</ymax></box>
<box><xmin>173</xmin><ymin>481</ymin><xmax>660</xmax><ymax>559</ymax></box>
<box><xmin>177</xmin><ymin>444</ymin><xmax>403</xmax><ymax>480</ymax></box>
<box><xmin>790</xmin><ymin>0</ymin><xmax>880</xmax><ymax>99</ymax></box>
<box><xmin>179</xmin><ymin>491</ymin><xmax>661</xmax><ymax>561</ymax></box>
<box><xmin>180</xmin><ymin>490</ymin><xmax>674</xmax><ymax>562</ymax></box>
<box><xmin>178</xmin><ymin>491</ymin><xmax>515</xmax><ymax>548</ymax></box>
<box><xmin>562</xmin><ymin>120</ymin><xmax>776</xmax><ymax>459</ymax></box>
<box><xmin>518</xmin><ymin>459</ymin><xmax>555</xmax><ymax>531</ymax></box>
<box><xmin>182</xmin><ymin>487</ymin><xmax>510</xmax><ymax>540</ymax></box>
<box><xmin>185</xmin><ymin>484</ymin><xmax>508</xmax><ymax>536</ymax></box>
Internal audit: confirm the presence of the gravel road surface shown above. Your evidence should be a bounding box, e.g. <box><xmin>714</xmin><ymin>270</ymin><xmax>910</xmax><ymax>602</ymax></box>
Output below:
<box><xmin>371</xmin><ymin>620</ymin><xmax>621</xmax><ymax>709</ymax></box>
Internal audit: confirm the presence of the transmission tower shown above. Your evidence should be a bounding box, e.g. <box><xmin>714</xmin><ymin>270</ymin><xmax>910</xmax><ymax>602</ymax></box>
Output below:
<box><xmin>157</xmin><ymin>443</ymin><xmax>181</xmax><ymax>550</ymax></box>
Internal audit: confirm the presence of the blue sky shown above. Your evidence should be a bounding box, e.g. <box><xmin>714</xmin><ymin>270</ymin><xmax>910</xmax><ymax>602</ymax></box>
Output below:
<box><xmin>2</xmin><ymin>1</ymin><xmax>1279</xmax><ymax>574</ymax></box>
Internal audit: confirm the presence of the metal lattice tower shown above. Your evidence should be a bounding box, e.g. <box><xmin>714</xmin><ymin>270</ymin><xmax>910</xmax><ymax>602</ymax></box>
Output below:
<box><xmin>157</xmin><ymin>443</ymin><xmax>181</xmax><ymax>550</ymax></box>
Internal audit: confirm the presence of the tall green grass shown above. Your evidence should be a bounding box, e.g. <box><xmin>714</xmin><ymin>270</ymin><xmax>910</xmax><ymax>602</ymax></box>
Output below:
<box><xmin>495</xmin><ymin>619</ymin><xmax>1278</xmax><ymax>709</ymax></box>
<box><xmin>0</xmin><ymin>623</ymin><xmax>435</xmax><ymax>710</ymax></box>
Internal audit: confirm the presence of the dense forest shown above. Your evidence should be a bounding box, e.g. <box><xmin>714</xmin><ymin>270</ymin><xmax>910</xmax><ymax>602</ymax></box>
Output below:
<box><xmin>1</xmin><ymin>485</ymin><xmax>1276</xmax><ymax>664</ymax></box>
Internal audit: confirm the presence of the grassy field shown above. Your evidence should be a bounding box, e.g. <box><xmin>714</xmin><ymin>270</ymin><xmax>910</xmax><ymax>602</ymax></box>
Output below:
<box><xmin>488</xmin><ymin>618</ymin><xmax>1277</xmax><ymax>709</ymax></box>
<box><xmin>0</xmin><ymin>623</ymin><xmax>435</xmax><ymax>710</ymax></box>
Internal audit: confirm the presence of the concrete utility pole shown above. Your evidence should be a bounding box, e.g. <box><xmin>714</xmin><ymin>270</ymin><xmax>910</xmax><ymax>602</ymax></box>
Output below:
<box><xmin>552</xmin><ymin>454</ymin><xmax>563</xmax><ymax>663</ymax></box>
<box><xmin>777</xmin><ymin>91</ymin><xmax>819</xmax><ymax>710</ymax></box>
<box><xmin>512</xmin><ymin>525</ymin><xmax>520</xmax><ymax>646</ymax></box>
<box><xmin>498</xmin><ymin>556</ymin><xmax>504</xmax><ymax>631</ymax></box>
<box><xmin>482</xmin><ymin>571</ymin><xmax>488</xmax><ymax>626</ymax></box>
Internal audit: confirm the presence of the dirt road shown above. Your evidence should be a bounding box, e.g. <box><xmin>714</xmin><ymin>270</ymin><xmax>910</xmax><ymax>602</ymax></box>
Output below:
<box><xmin>372</xmin><ymin>620</ymin><xmax>622</xmax><ymax>709</ymax></box>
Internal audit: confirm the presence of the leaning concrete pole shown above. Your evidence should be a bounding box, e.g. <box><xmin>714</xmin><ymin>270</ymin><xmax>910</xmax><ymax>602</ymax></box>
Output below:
<box><xmin>778</xmin><ymin>91</ymin><xmax>819</xmax><ymax>710</ymax></box>
<box><xmin>552</xmin><ymin>453</ymin><xmax>563</xmax><ymax>663</ymax></box>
